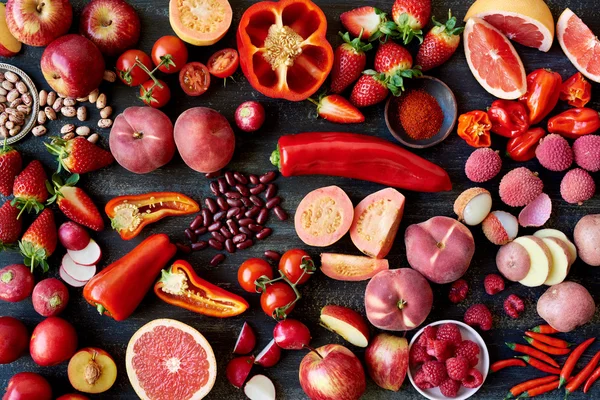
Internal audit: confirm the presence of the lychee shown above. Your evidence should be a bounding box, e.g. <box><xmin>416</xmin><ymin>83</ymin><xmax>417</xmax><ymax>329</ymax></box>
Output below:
<box><xmin>518</xmin><ymin>193</ymin><xmax>552</xmax><ymax>227</ymax></box>
<box><xmin>499</xmin><ymin>167</ymin><xmax>544</xmax><ymax>207</ymax></box>
<box><xmin>482</xmin><ymin>211</ymin><xmax>519</xmax><ymax>245</ymax></box>
<box><xmin>573</xmin><ymin>135</ymin><xmax>600</xmax><ymax>172</ymax></box>
<box><xmin>465</xmin><ymin>148</ymin><xmax>502</xmax><ymax>182</ymax></box>
<box><xmin>535</xmin><ymin>134</ymin><xmax>572</xmax><ymax>171</ymax></box>
<box><xmin>560</xmin><ymin>168</ymin><xmax>596</xmax><ymax>205</ymax></box>
<box><xmin>454</xmin><ymin>188</ymin><xmax>492</xmax><ymax>226</ymax></box>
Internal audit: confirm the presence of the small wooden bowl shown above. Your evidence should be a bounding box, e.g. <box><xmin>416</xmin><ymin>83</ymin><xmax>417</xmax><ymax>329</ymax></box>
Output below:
<box><xmin>384</xmin><ymin>76</ymin><xmax>457</xmax><ymax>149</ymax></box>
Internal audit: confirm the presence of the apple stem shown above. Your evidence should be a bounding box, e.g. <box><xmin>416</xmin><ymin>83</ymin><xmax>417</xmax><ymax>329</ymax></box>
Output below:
<box><xmin>36</xmin><ymin>2</ymin><xmax>45</xmax><ymax>12</ymax></box>
<box><xmin>303</xmin><ymin>345</ymin><xmax>323</xmax><ymax>359</ymax></box>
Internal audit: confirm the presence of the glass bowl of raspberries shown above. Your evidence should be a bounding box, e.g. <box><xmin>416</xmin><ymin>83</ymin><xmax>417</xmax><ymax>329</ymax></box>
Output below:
<box><xmin>407</xmin><ymin>320</ymin><xmax>489</xmax><ymax>399</ymax></box>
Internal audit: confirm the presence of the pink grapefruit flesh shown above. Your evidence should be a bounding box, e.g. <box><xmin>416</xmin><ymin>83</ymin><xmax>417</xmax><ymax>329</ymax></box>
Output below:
<box><xmin>557</xmin><ymin>8</ymin><xmax>600</xmax><ymax>83</ymax></box>
<box><xmin>482</xmin><ymin>13</ymin><xmax>551</xmax><ymax>51</ymax></box>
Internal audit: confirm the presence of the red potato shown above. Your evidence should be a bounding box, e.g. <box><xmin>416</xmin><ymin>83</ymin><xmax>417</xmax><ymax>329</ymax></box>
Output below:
<box><xmin>174</xmin><ymin>107</ymin><xmax>235</xmax><ymax>173</ymax></box>
<box><xmin>574</xmin><ymin>214</ymin><xmax>600</xmax><ymax>266</ymax></box>
<box><xmin>32</xmin><ymin>278</ymin><xmax>69</xmax><ymax>316</ymax></box>
<box><xmin>496</xmin><ymin>241</ymin><xmax>531</xmax><ymax>281</ymax></box>
<box><xmin>235</xmin><ymin>101</ymin><xmax>265</xmax><ymax>132</ymax></box>
<box><xmin>3</xmin><ymin>372</ymin><xmax>52</xmax><ymax>400</ymax></box>
<box><xmin>30</xmin><ymin>317</ymin><xmax>78</xmax><ymax>366</ymax></box>
<box><xmin>537</xmin><ymin>281</ymin><xmax>595</xmax><ymax>332</ymax></box>
<box><xmin>320</xmin><ymin>253</ymin><xmax>389</xmax><ymax>281</ymax></box>
<box><xmin>0</xmin><ymin>316</ymin><xmax>28</xmax><ymax>364</ymax></box>
<box><xmin>0</xmin><ymin>264</ymin><xmax>34</xmax><ymax>302</ymax></box>
<box><xmin>58</xmin><ymin>222</ymin><xmax>90</xmax><ymax>251</ymax></box>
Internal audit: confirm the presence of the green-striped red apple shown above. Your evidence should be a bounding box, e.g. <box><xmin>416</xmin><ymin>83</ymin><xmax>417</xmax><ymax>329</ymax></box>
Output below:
<box><xmin>319</xmin><ymin>304</ymin><xmax>370</xmax><ymax>347</ymax></box>
<box><xmin>5</xmin><ymin>0</ymin><xmax>72</xmax><ymax>46</ymax></box>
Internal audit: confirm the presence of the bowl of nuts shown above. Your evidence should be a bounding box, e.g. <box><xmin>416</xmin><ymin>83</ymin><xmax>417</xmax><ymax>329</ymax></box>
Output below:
<box><xmin>0</xmin><ymin>63</ymin><xmax>39</xmax><ymax>144</ymax></box>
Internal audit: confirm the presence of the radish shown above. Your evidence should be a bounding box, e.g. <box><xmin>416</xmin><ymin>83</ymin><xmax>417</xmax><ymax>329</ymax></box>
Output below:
<box><xmin>233</xmin><ymin>322</ymin><xmax>256</xmax><ymax>355</ymax></box>
<box><xmin>244</xmin><ymin>374</ymin><xmax>276</xmax><ymax>400</ymax></box>
<box><xmin>59</xmin><ymin>265</ymin><xmax>87</xmax><ymax>288</ymax></box>
<box><xmin>235</xmin><ymin>101</ymin><xmax>265</xmax><ymax>132</ymax></box>
<box><xmin>32</xmin><ymin>278</ymin><xmax>69</xmax><ymax>317</ymax></box>
<box><xmin>255</xmin><ymin>339</ymin><xmax>281</xmax><ymax>367</ymax></box>
<box><xmin>67</xmin><ymin>239</ymin><xmax>102</xmax><ymax>266</ymax></box>
<box><xmin>62</xmin><ymin>254</ymin><xmax>96</xmax><ymax>282</ymax></box>
<box><xmin>58</xmin><ymin>222</ymin><xmax>90</xmax><ymax>251</ymax></box>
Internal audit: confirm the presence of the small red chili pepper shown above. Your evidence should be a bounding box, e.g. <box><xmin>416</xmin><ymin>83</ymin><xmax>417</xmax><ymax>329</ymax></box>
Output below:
<box><xmin>488</xmin><ymin>100</ymin><xmax>530</xmax><ymax>138</ymax></box>
<box><xmin>584</xmin><ymin>365</ymin><xmax>600</xmax><ymax>393</ymax></box>
<box><xmin>507</xmin><ymin>342</ymin><xmax>560</xmax><ymax>368</ymax></box>
<box><xmin>560</xmin><ymin>72</ymin><xmax>592</xmax><ymax>108</ymax></box>
<box><xmin>506</xmin><ymin>127</ymin><xmax>546</xmax><ymax>162</ymax></box>
<box><xmin>547</xmin><ymin>108</ymin><xmax>600</xmax><ymax>139</ymax></box>
<box><xmin>531</xmin><ymin>324</ymin><xmax>560</xmax><ymax>334</ymax></box>
<box><xmin>565</xmin><ymin>350</ymin><xmax>600</xmax><ymax>397</ymax></box>
<box><xmin>507</xmin><ymin>376</ymin><xmax>558</xmax><ymax>399</ymax></box>
<box><xmin>524</xmin><ymin>337</ymin><xmax>571</xmax><ymax>356</ymax></box>
<box><xmin>491</xmin><ymin>358</ymin><xmax>527</xmax><ymax>372</ymax></box>
<box><xmin>560</xmin><ymin>338</ymin><xmax>596</xmax><ymax>388</ymax></box>
<box><xmin>518</xmin><ymin>379</ymin><xmax>560</xmax><ymax>398</ymax></box>
<box><xmin>457</xmin><ymin>110</ymin><xmax>492</xmax><ymax>147</ymax></box>
<box><xmin>519</xmin><ymin>68</ymin><xmax>562</xmax><ymax>125</ymax></box>
<box><xmin>515</xmin><ymin>356</ymin><xmax>561</xmax><ymax>374</ymax></box>
<box><xmin>525</xmin><ymin>331</ymin><xmax>571</xmax><ymax>348</ymax></box>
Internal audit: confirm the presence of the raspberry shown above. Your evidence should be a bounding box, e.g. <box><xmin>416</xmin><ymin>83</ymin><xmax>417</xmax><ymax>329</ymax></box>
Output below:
<box><xmin>484</xmin><ymin>274</ymin><xmax>505</xmax><ymax>295</ymax></box>
<box><xmin>449</xmin><ymin>279</ymin><xmax>468</xmax><ymax>303</ymax></box>
<box><xmin>417</xmin><ymin>325</ymin><xmax>438</xmax><ymax>347</ymax></box>
<box><xmin>446</xmin><ymin>356</ymin><xmax>470</xmax><ymax>381</ymax></box>
<box><xmin>440</xmin><ymin>378</ymin><xmax>461</xmax><ymax>398</ymax></box>
<box><xmin>436</xmin><ymin>323</ymin><xmax>462</xmax><ymax>345</ymax></box>
<box><xmin>427</xmin><ymin>339</ymin><xmax>454</xmax><ymax>362</ymax></box>
<box><xmin>410</xmin><ymin>344</ymin><xmax>433</xmax><ymax>366</ymax></box>
<box><xmin>455</xmin><ymin>340</ymin><xmax>480</xmax><ymax>367</ymax></box>
<box><xmin>414</xmin><ymin>366</ymin><xmax>435</xmax><ymax>389</ymax></box>
<box><xmin>462</xmin><ymin>368</ymin><xmax>484</xmax><ymax>388</ymax></box>
<box><xmin>421</xmin><ymin>360</ymin><xmax>449</xmax><ymax>386</ymax></box>
<box><xmin>464</xmin><ymin>304</ymin><xmax>493</xmax><ymax>331</ymax></box>
<box><xmin>504</xmin><ymin>294</ymin><xmax>525</xmax><ymax>319</ymax></box>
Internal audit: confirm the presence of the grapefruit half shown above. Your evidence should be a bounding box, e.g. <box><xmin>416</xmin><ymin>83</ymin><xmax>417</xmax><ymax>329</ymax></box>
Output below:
<box><xmin>557</xmin><ymin>8</ymin><xmax>600</xmax><ymax>83</ymax></box>
<box><xmin>126</xmin><ymin>319</ymin><xmax>217</xmax><ymax>400</ymax></box>
<box><xmin>464</xmin><ymin>17</ymin><xmax>527</xmax><ymax>99</ymax></box>
<box><xmin>464</xmin><ymin>0</ymin><xmax>554</xmax><ymax>52</ymax></box>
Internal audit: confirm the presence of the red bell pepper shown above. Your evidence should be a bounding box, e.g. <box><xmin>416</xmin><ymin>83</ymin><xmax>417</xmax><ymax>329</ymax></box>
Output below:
<box><xmin>506</xmin><ymin>127</ymin><xmax>546</xmax><ymax>162</ymax></box>
<box><xmin>271</xmin><ymin>132</ymin><xmax>452</xmax><ymax>192</ymax></box>
<box><xmin>560</xmin><ymin>72</ymin><xmax>592</xmax><ymax>107</ymax></box>
<box><xmin>519</xmin><ymin>69</ymin><xmax>562</xmax><ymax>125</ymax></box>
<box><xmin>547</xmin><ymin>108</ymin><xmax>600</xmax><ymax>139</ymax></box>
<box><xmin>105</xmin><ymin>192</ymin><xmax>199</xmax><ymax>240</ymax></box>
<box><xmin>83</xmin><ymin>234</ymin><xmax>177</xmax><ymax>321</ymax></box>
<box><xmin>457</xmin><ymin>110</ymin><xmax>492</xmax><ymax>147</ymax></box>
<box><xmin>154</xmin><ymin>260</ymin><xmax>249</xmax><ymax>318</ymax></box>
<box><xmin>488</xmin><ymin>100</ymin><xmax>530</xmax><ymax>138</ymax></box>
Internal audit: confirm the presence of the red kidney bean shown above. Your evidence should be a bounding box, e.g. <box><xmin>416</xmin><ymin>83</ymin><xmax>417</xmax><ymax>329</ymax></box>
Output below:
<box><xmin>210</xmin><ymin>253</ymin><xmax>225</xmax><ymax>266</ymax></box>
<box><xmin>220</xmin><ymin>226</ymin><xmax>233</xmax><ymax>239</ymax></box>
<box><xmin>216</xmin><ymin>197</ymin><xmax>229</xmax><ymax>211</ymax></box>
<box><xmin>239</xmin><ymin>218</ymin><xmax>253</xmax><ymax>226</ymax></box>
<box><xmin>236</xmin><ymin>184</ymin><xmax>250</xmax><ymax>197</ymax></box>
<box><xmin>256</xmin><ymin>228</ymin><xmax>272</xmax><ymax>240</ymax></box>
<box><xmin>194</xmin><ymin>227</ymin><xmax>208</xmax><ymax>236</ymax></box>
<box><xmin>209</xmin><ymin>181</ymin><xmax>219</xmax><ymax>196</ymax></box>
<box><xmin>226</xmin><ymin>207</ymin><xmax>240</xmax><ymax>218</ymax></box>
<box><xmin>208</xmin><ymin>238</ymin><xmax>223</xmax><ymax>250</ymax></box>
<box><xmin>260</xmin><ymin>171</ymin><xmax>277</xmax><ymax>183</ymax></box>
<box><xmin>226</xmin><ymin>219</ymin><xmax>239</xmax><ymax>235</ymax></box>
<box><xmin>264</xmin><ymin>250</ymin><xmax>281</xmax><ymax>261</ymax></box>
<box><xmin>218</xmin><ymin>178</ymin><xmax>228</xmax><ymax>193</ymax></box>
<box><xmin>249</xmin><ymin>195</ymin><xmax>264</xmax><ymax>207</ymax></box>
<box><xmin>266</xmin><ymin>197</ymin><xmax>281</xmax><ymax>209</ymax></box>
<box><xmin>208</xmin><ymin>221</ymin><xmax>222</xmax><ymax>232</ymax></box>
<box><xmin>232</xmin><ymin>234</ymin><xmax>246</xmax><ymax>244</ymax></box>
<box><xmin>225</xmin><ymin>239</ymin><xmax>236</xmax><ymax>253</ymax></box>
<box><xmin>225</xmin><ymin>171</ymin><xmax>236</xmax><ymax>186</ymax></box>
<box><xmin>234</xmin><ymin>172</ymin><xmax>248</xmax><ymax>184</ymax></box>
<box><xmin>225</xmin><ymin>191</ymin><xmax>241</xmax><ymax>199</ymax></box>
<box><xmin>236</xmin><ymin>239</ymin><xmax>253</xmax><ymax>250</ymax></box>
<box><xmin>241</xmin><ymin>197</ymin><xmax>253</xmax><ymax>208</ymax></box>
<box><xmin>249</xmin><ymin>174</ymin><xmax>259</xmax><ymax>184</ymax></box>
<box><xmin>213</xmin><ymin>211</ymin><xmax>226</xmax><ymax>221</ymax></box>
<box><xmin>227</xmin><ymin>198</ymin><xmax>243</xmax><ymax>207</ymax></box>
<box><xmin>256</xmin><ymin>208</ymin><xmax>268</xmax><ymax>225</ymax></box>
<box><xmin>250</xmin><ymin>184</ymin><xmax>265</xmax><ymax>195</ymax></box>
<box><xmin>211</xmin><ymin>231</ymin><xmax>226</xmax><ymax>242</ymax></box>
<box><xmin>265</xmin><ymin>184</ymin><xmax>277</xmax><ymax>199</ymax></box>
<box><xmin>239</xmin><ymin>227</ymin><xmax>253</xmax><ymax>236</ymax></box>
<box><xmin>248</xmin><ymin>224</ymin><xmax>263</xmax><ymax>233</ymax></box>
<box><xmin>205</xmin><ymin>198</ymin><xmax>218</xmax><ymax>213</ymax></box>
<box><xmin>176</xmin><ymin>243</ymin><xmax>191</xmax><ymax>254</ymax></box>
<box><xmin>202</xmin><ymin>209</ymin><xmax>213</xmax><ymax>226</ymax></box>
<box><xmin>192</xmin><ymin>241</ymin><xmax>208</xmax><ymax>251</ymax></box>
<box><xmin>190</xmin><ymin>215</ymin><xmax>203</xmax><ymax>230</ymax></box>
<box><xmin>245</xmin><ymin>206</ymin><xmax>261</xmax><ymax>218</ymax></box>
<box><xmin>235</xmin><ymin>212</ymin><xmax>246</xmax><ymax>221</ymax></box>
<box><xmin>184</xmin><ymin>228</ymin><xmax>196</xmax><ymax>243</ymax></box>
<box><xmin>273</xmin><ymin>206</ymin><xmax>288</xmax><ymax>221</ymax></box>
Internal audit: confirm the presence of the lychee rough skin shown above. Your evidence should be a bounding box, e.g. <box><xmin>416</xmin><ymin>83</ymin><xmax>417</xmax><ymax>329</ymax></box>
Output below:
<box><xmin>535</xmin><ymin>134</ymin><xmax>573</xmax><ymax>171</ymax></box>
<box><xmin>560</xmin><ymin>168</ymin><xmax>596</xmax><ymax>204</ymax></box>
<box><xmin>573</xmin><ymin>135</ymin><xmax>600</xmax><ymax>172</ymax></box>
<box><xmin>499</xmin><ymin>167</ymin><xmax>544</xmax><ymax>207</ymax></box>
<box><xmin>465</xmin><ymin>148</ymin><xmax>502</xmax><ymax>182</ymax></box>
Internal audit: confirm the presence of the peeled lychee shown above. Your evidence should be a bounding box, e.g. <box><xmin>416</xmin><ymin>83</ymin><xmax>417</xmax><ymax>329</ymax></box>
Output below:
<box><xmin>560</xmin><ymin>168</ymin><xmax>596</xmax><ymax>205</ymax></box>
<box><xmin>499</xmin><ymin>167</ymin><xmax>544</xmax><ymax>207</ymax></box>
<box><xmin>573</xmin><ymin>135</ymin><xmax>600</xmax><ymax>172</ymax></box>
<box><xmin>482</xmin><ymin>211</ymin><xmax>519</xmax><ymax>245</ymax></box>
<box><xmin>465</xmin><ymin>148</ymin><xmax>502</xmax><ymax>182</ymax></box>
<box><xmin>535</xmin><ymin>134</ymin><xmax>572</xmax><ymax>171</ymax></box>
<box><xmin>454</xmin><ymin>188</ymin><xmax>492</xmax><ymax>226</ymax></box>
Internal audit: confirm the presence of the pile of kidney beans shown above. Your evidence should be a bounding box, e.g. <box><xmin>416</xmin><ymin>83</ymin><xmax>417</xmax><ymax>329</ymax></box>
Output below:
<box><xmin>179</xmin><ymin>170</ymin><xmax>287</xmax><ymax>266</ymax></box>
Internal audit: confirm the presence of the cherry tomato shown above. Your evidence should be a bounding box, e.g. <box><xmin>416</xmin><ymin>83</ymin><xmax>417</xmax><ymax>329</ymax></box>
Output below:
<box><xmin>279</xmin><ymin>249</ymin><xmax>314</xmax><ymax>285</ymax></box>
<box><xmin>139</xmin><ymin>79</ymin><xmax>171</xmax><ymax>108</ymax></box>
<box><xmin>116</xmin><ymin>49</ymin><xmax>152</xmax><ymax>87</ymax></box>
<box><xmin>207</xmin><ymin>48</ymin><xmax>239</xmax><ymax>79</ymax></box>
<box><xmin>178</xmin><ymin>62</ymin><xmax>211</xmax><ymax>97</ymax></box>
<box><xmin>260</xmin><ymin>282</ymin><xmax>296</xmax><ymax>319</ymax></box>
<box><xmin>151</xmin><ymin>36</ymin><xmax>188</xmax><ymax>74</ymax></box>
<box><xmin>237</xmin><ymin>258</ymin><xmax>273</xmax><ymax>293</ymax></box>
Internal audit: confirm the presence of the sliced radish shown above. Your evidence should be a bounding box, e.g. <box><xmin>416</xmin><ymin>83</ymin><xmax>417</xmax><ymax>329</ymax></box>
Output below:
<box><xmin>67</xmin><ymin>239</ymin><xmax>102</xmax><ymax>266</ymax></box>
<box><xmin>59</xmin><ymin>265</ymin><xmax>87</xmax><ymax>288</ymax></box>
<box><xmin>62</xmin><ymin>254</ymin><xmax>96</xmax><ymax>282</ymax></box>
<box><xmin>244</xmin><ymin>374</ymin><xmax>276</xmax><ymax>400</ymax></box>
<box><xmin>234</xmin><ymin>322</ymin><xmax>257</xmax><ymax>355</ymax></box>
<box><xmin>255</xmin><ymin>339</ymin><xmax>281</xmax><ymax>368</ymax></box>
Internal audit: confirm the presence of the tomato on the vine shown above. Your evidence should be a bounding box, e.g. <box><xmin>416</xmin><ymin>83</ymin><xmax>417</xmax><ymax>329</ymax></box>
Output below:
<box><xmin>139</xmin><ymin>79</ymin><xmax>171</xmax><ymax>108</ymax></box>
<box><xmin>116</xmin><ymin>49</ymin><xmax>152</xmax><ymax>86</ymax></box>
<box><xmin>279</xmin><ymin>249</ymin><xmax>314</xmax><ymax>285</ymax></box>
<box><xmin>207</xmin><ymin>48</ymin><xmax>239</xmax><ymax>79</ymax></box>
<box><xmin>260</xmin><ymin>282</ymin><xmax>296</xmax><ymax>319</ymax></box>
<box><xmin>151</xmin><ymin>35</ymin><xmax>188</xmax><ymax>74</ymax></box>
<box><xmin>237</xmin><ymin>258</ymin><xmax>273</xmax><ymax>293</ymax></box>
<box><xmin>179</xmin><ymin>62</ymin><xmax>211</xmax><ymax>96</ymax></box>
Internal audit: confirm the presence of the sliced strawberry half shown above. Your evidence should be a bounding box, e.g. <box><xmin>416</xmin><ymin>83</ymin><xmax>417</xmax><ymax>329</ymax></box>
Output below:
<box><xmin>47</xmin><ymin>174</ymin><xmax>104</xmax><ymax>231</ymax></box>
<box><xmin>340</xmin><ymin>6</ymin><xmax>399</xmax><ymax>42</ymax></box>
<box><xmin>310</xmin><ymin>94</ymin><xmax>365</xmax><ymax>124</ymax></box>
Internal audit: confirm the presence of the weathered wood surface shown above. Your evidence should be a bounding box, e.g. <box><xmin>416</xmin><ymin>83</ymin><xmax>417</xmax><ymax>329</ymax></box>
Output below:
<box><xmin>0</xmin><ymin>0</ymin><xmax>599</xmax><ymax>398</ymax></box>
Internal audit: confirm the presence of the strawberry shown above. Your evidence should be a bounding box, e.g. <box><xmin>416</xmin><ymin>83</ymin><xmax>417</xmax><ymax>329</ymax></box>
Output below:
<box><xmin>47</xmin><ymin>174</ymin><xmax>104</xmax><ymax>231</ymax></box>
<box><xmin>45</xmin><ymin>137</ymin><xmax>114</xmax><ymax>174</ymax></box>
<box><xmin>350</xmin><ymin>72</ymin><xmax>390</xmax><ymax>108</ymax></box>
<box><xmin>340</xmin><ymin>6</ymin><xmax>399</xmax><ymax>42</ymax></box>
<box><xmin>416</xmin><ymin>11</ymin><xmax>465</xmax><ymax>71</ymax></box>
<box><xmin>374</xmin><ymin>41</ymin><xmax>422</xmax><ymax>92</ymax></box>
<box><xmin>11</xmin><ymin>160</ymin><xmax>48</xmax><ymax>217</ymax></box>
<box><xmin>392</xmin><ymin>0</ymin><xmax>431</xmax><ymax>44</ymax></box>
<box><xmin>310</xmin><ymin>94</ymin><xmax>365</xmax><ymax>124</ymax></box>
<box><xmin>331</xmin><ymin>32</ymin><xmax>372</xmax><ymax>94</ymax></box>
<box><xmin>19</xmin><ymin>208</ymin><xmax>57</xmax><ymax>272</ymax></box>
<box><xmin>0</xmin><ymin>201</ymin><xmax>22</xmax><ymax>249</ymax></box>
<box><xmin>0</xmin><ymin>140</ymin><xmax>22</xmax><ymax>197</ymax></box>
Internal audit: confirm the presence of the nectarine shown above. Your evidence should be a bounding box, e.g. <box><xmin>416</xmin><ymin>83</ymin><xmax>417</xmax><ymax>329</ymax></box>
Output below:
<box><xmin>68</xmin><ymin>347</ymin><xmax>117</xmax><ymax>394</ymax></box>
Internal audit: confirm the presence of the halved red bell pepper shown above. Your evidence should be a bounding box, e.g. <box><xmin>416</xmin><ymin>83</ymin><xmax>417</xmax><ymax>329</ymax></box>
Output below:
<box><xmin>83</xmin><ymin>234</ymin><xmax>177</xmax><ymax>321</ymax></box>
<box><xmin>560</xmin><ymin>72</ymin><xmax>592</xmax><ymax>108</ymax></box>
<box><xmin>519</xmin><ymin>69</ymin><xmax>562</xmax><ymax>125</ymax></box>
<box><xmin>155</xmin><ymin>260</ymin><xmax>249</xmax><ymax>318</ymax></box>
<box><xmin>488</xmin><ymin>100</ymin><xmax>530</xmax><ymax>138</ymax></box>
<box><xmin>237</xmin><ymin>0</ymin><xmax>333</xmax><ymax>101</ymax></box>
<box><xmin>506</xmin><ymin>127</ymin><xmax>546</xmax><ymax>162</ymax></box>
<box><xmin>547</xmin><ymin>108</ymin><xmax>600</xmax><ymax>139</ymax></box>
<box><xmin>105</xmin><ymin>192</ymin><xmax>199</xmax><ymax>240</ymax></box>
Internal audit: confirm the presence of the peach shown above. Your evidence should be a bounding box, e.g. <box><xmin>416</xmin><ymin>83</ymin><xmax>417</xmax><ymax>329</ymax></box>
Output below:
<box><xmin>537</xmin><ymin>281</ymin><xmax>595</xmax><ymax>332</ymax></box>
<box><xmin>68</xmin><ymin>347</ymin><xmax>117</xmax><ymax>394</ymax></box>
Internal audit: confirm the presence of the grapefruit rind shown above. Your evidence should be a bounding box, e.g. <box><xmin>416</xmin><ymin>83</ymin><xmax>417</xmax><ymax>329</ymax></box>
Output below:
<box><xmin>557</xmin><ymin>8</ymin><xmax>600</xmax><ymax>83</ymax></box>
<box><xmin>126</xmin><ymin>319</ymin><xmax>217</xmax><ymax>400</ymax></box>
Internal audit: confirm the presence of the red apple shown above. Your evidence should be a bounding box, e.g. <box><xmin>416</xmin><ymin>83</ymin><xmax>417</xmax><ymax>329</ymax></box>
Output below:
<box><xmin>56</xmin><ymin>395</ymin><xmax>90</xmax><ymax>400</ymax></box>
<box><xmin>273</xmin><ymin>319</ymin><xmax>311</xmax><ymax>350</ymax></box>
<box><xmin>79</xmin><ymin>0</ymin><xmax>140</xmax><ymax>57</ymax></box>
<box><xmin>40</xmin><ymin>34</ymin><xmax>105</xmax><ymax>98</ymax></box>
<box><xmin>0</xmin><ymin>3</ymin><xmax>21</xmax><ymax>57</ymax></box>
<box><xmin>226</xmin><ymin>355</ymin><xmax>254</xmax><ymax>388</ymax></box>
<box><xmin>320</xmin><ymin>304</ymin><xmax>370</xmax><ymax>347</ymax></box>
<box><xmin>365</xmin><ymin>333</ymin><xmax>408</xmax><ymax>391</ymax></box>
<box><xmin>255</xmin><ymin>339</ymin><xmax>281</xmax><ymax>367</ymax></box>
<box><xmin>30</xmin><ymin>316</ymin><xmax>78</xmax><ymax>366</ymax></box>
<box><xmin>233</xmin><ymin>322</ymin><xmax>256</xmax><ymax>355</ymax></box>
<box><xmin>0</xmin><ymin>316</ymin><xmax>28</xmax><ymax>364</ymax></box>
<box><xmin>5</xmin><ymin>0</ymin><xmax>71</xmax><ymax>47</ymax></box>
<box><xmin>299</xmin><ymin>344</ymin><xmax>366</xmax><ymax>400</ymax></box>
<box><xmin>4</xmin><ymin>372</ymin><xmax>52</xmax><ymax>400</ymax></box>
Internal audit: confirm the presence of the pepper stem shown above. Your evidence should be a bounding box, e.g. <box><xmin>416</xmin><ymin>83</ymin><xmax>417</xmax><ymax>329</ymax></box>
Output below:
<box><xmin>270</xmin><ymin>146</ymin><xmax>281</xmax><ymax>169</ymax></box>
<box><xmin>97</xmin><ymin>304</ymin><xmax>106</xmax><ymax>315</ymax></box>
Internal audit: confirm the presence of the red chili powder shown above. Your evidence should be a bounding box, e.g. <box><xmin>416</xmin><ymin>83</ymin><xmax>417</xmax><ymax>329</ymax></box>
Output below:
<box><xmin>396</xmin><ymin>89</ymin><xmax>444</xmax><ymax>140</ymax></box>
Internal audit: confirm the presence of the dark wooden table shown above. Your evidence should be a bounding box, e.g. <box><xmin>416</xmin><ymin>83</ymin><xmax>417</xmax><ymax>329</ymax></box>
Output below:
<box><xmin>1</xmin><ymin>0</ymin><xmax>599</xmax><ymax>398</ymax></box>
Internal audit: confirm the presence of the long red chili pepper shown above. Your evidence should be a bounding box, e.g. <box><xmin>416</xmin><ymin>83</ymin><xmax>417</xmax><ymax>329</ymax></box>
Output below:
<box><xmin>506</xmin><ymin>376</ymin><xmax>558</xmax><ymax>399</ymax></box>
<box><xmin>560</xmin><ymin>338</ymin><xmax>595</xmax><ymax>388</ymax></box>
<box><xmin>518</xmin><ymin>379</ymin><xmax>560</xmax><ymax>398</ymax></box>
<box><xmin>565</xmin><ymin>350</ymin><xmax>600</xmax><ymax>396</ymax></box>
<box><xmin>531</xmin><ymin>325</ymin><xmax>559</xmax><ymax>334</ymax></box>
<box><xmin>524</xmin><ymin>337</ymin><xmax>571</xmax><ymax>356</ymax></box>
<box><xmin>507</xmin><ymin>342</ymin><xmax>560</xmax><ymax>368</ymax></box>
<box><xmin>271</xmin><ymin>132</ymin><xmax>452</xmax><ymax>192</ymax></box>
<box><xmin>525</xmin><ymin>331</ymin><xmax>570</xmax><ymax>348</ymax></box>
<box><xmin>515</xmin><ymin>356</ymin><xmax>561</xmax><ymax>374</ymax></box>
<box><xmin>584</xmin><ymin>365</ymin><xmax>600</xmax><ymax>393</ymax></box>
<box><xmin>491</xmin><ymin>358</ymin><xmax>526</xmax><ymax>372</ymax></box>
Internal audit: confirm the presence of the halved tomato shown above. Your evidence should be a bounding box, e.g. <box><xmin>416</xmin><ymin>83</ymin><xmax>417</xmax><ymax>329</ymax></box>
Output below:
<box><xmin>179</xmin><ymin>62</ymin><xmax>211</xmax><ymax>96</ymax></box>
<box><xmin>207</xmin><ymin>48</ymin><xmax>239</xmax><ymax>79</ymax></box>
<box><xmin>320</xmin><ymin>253</ymin><xmax>389</xmax><ymax>281</ymax></box>
<box><xmin>169</xmin><ymin>0</ymin><xmax>232</xmax><ymax>46</ymax></box>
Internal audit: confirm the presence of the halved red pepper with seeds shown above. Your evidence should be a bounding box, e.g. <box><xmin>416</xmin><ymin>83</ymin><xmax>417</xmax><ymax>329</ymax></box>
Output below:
<box><xmin>105</xmin><ymin>192</ymin><xmax>199</xmax><ymax>240</ymax></box>
<box><xmin>154</xmin><ymin>260</ymin><xmax>249</xmax><ymax>318</ymax></box>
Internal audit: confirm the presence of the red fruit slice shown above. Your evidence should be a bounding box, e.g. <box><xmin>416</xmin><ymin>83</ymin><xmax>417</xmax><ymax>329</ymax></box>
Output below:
<box><xmin>557</xmin><ymin>8</ymin><xmax>600</xmax><ymax>83</ymax></box>
<box><xmin>226</xmin><ymin>355</ymin><xmax>254</xmax><ymax>388</ymax></box>
<box><xmin>320</xmin><ymin>253</ymin><xmax>389</xmax><ymax>281</ymax></box>
<box><xmin>464</xmin><ymin>17</ymin><xmax>527</xmax><ymax>99</ymax></box>
<box><xmin>61</xmin><ymin>254</ymin><xmax>96</xmax><ymax>282</ymax></box>
<box><xmin>350</xmin><ymin>188</ymin><xmax>405</xmax><ymax>259</ymax></box>
<box><xmin>126</xmin><ymin>319</ymin><xmax>217</xmax><ymax>400</ymax></box>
